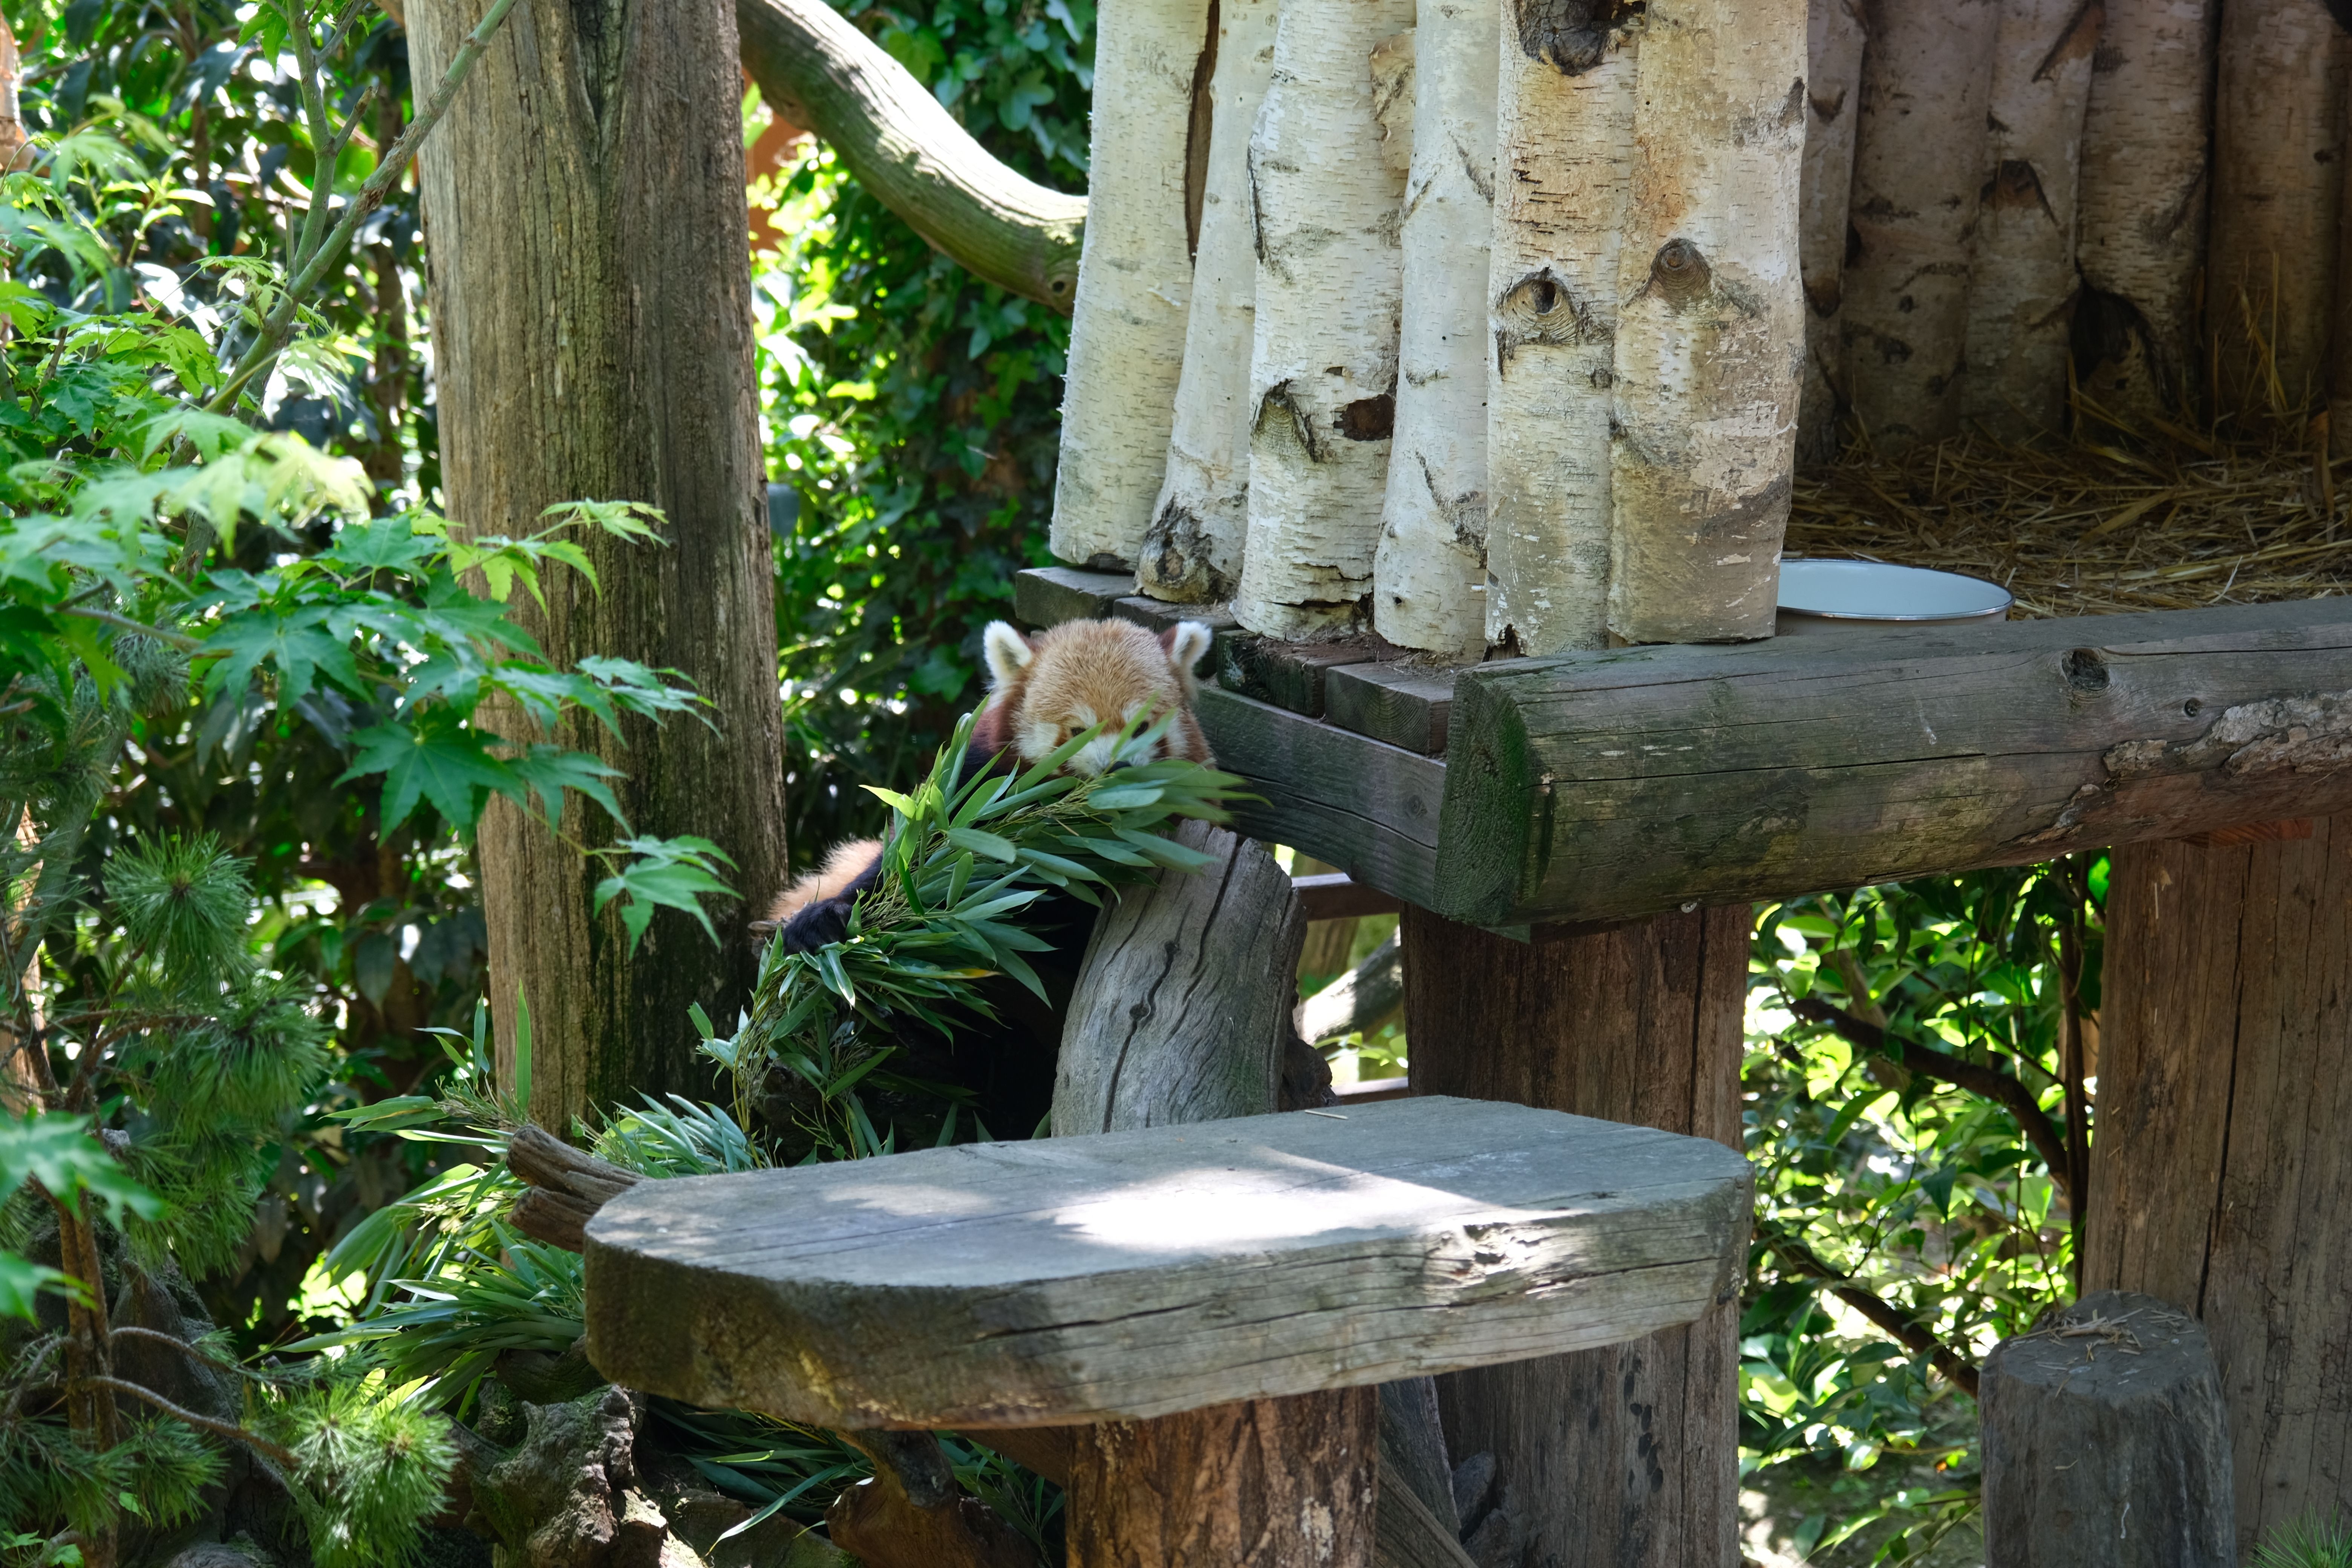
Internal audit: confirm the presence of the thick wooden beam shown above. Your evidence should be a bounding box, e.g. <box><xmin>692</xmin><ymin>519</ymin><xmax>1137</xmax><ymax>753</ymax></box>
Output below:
<box><xmin>1326</xmin><ymin>663</ymin><xmax>1455</xmax><ymax>754</ymax></box>
<box><xmin>1438</xmin><ymin>599</ymin><xmax>2352</xmax><ymax>925</ymax></box>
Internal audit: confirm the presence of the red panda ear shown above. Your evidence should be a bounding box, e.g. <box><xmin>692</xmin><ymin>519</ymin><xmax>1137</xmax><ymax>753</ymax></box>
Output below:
<box><xmin>1160</xmin><ymin>621</ymin><xmax>1213</xmax><ymax>680</ymax></box>
<box><xmin>983</xmin><ymin>621</ymin><xmax>1037</xmax><ymax>687</ymax></box>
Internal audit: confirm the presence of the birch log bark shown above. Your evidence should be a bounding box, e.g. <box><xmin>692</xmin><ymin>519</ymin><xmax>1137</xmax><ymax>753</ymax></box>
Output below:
<box><xmin>1372</xmin><ymin>0</ymin><xmax>1498</xmax><ymax>655</ymax></box>
<box><xmin>2207</xmin><ymin>0</ymin><xmax>2347</xmax><ymax>428</ymax></box>
<box><xmin>1050</xmin><ymin>0</ymin><xmax>1215</xmax><ymax>570</ymax></box>
<box><xmin>1841</xmin><ymin>0</ymin><xmax>1999</xmax><ymax>453</ymax></box>
<box><xmin>2074</xmin><ymin>0</ymin><xmax>2216</xmax><ymax>425</ymax></box>
<box><xmin>1231</xmin><ymin>0</ymin><xmax>1418</xmax><ymax>639</ymax></box>
<box><xmin>1138</xmin><ymin>0</ymin><xmax>1282</xmax><ymax>602</ymax></box>
<box><xmin>1797</xmin><ymin>0</ymin><xmax>1865</xmax><ymax>463</ymax></box>
<box><xmin>1962</xmin><ymin>0</ymin><xmax>2100</xmax><ymax>441</ymax></box>
<box><xmin>1606</xmin><ymin>0</ymin><xmax>1806</xmax><ymax>646</ymax></box>
<box><xmin>1482</xmin><ymin>5</ymin><xmax>1637</xmax><ymax>657</ymax></box>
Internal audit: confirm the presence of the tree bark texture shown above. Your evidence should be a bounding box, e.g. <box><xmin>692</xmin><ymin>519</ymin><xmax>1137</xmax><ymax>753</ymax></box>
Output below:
<box><xmin>1402</xmin><ymin>904</ymin><xmax>1748</xmax><ymax>1568</ymax></box>
<box><xmin>1139</xmin><ymin>0</ymin><xmax>1282</xmax><ymax>603</ymax></box>
<box><xmin>1961</xmin><ymin>0</ymin><xmax>2100</xmax><ymax>441</ymax></box>
<box><xmin>1482</xmin><ymin>12</ymin><xmax>1636</xmax><ymax>658</ymax></box>
<box><xmin>1979</xmin><ymin>1291</ymin><xmax>2236</xmax><ymax>1568</ymax></box>
<box><xmin>2084</xmin><ymin>818</ymin><xmax>2352</xmax><ymax>1555</ymax></box>
<box><xmin>2206</xmin><ymin>0</ymin><xmax>2347</xmax><ymax>427</ymax></box>
<box><xmin>1841</xmin><ymin>0</ymin><xmax>1999</xmax><ymax>453</ymax></box>
<box><xmin>1051</xmin><ymin>0</ymin><xmax>1213</xmax><ymax>570</ymax></box>
<box><xmin>2074</xmin><ymin>0</ymin><xmax>2216</xmax><ymax>425</ymax></box>
<box><xmin>1068</xmin><ymin>1389</ymin><xmax>1381</xmax><ymax>1568</ymax></box>
<box><xmin>1371</xmin><ymin>0</ymin><xmax>1495</xmax><ymax>656</ymax></box>
<box><xmin>1232</xmin><ymin>0</ymin><xmax>1417</xmax><ymax>640</ymax></box>
<box><xmin>1798</xmin><ymin>0</ymin><xmax>1866</xmax><ymax>463</ymax></box>
<box><xmin>1606</xmin><ymin>0</ymin><xmax>1805</xmax><ymax>646</ymax></box>
<box><xmin>409</xmin><ymin>0</ymin><xmax>787</xmax><ymax>1124</ymax></box>
<box><xmin>737</xmin><ymin>0</ymin><xmax>1087</xmax><ymax>312</ymax></box>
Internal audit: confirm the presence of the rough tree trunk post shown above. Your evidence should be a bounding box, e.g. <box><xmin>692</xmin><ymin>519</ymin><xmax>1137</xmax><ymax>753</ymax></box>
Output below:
<box><xmin>1370</xmin><ymin>0</ymin><xmax>1497</xmax><ymax>656</ymax></box>
<box><xmin>1138</xmin><ymin>0</ymin><xmax>1282</xmax><ymax>603</ymax></box>
<box><xmin>2206</xmin><ymin>0</ymin><xmax>2347</xmax><ymax>428</ymax></box>
<box><xmin>1797</xmin><ymin>0</ymin><xmax>1865</xmax><ymax>464</ymax></box>
<box><xmin>1482</xmin><ymin>8</ymin><xmax>1635</xmax><ymax>658</ymax></box>
<box><xmin>1403</xmin><ymin>906</ymin><xmax>1749</xmax><ymax>1568</ymax></box>
<box><xmin>2086</xmin><ymin>818</ymin><xmax>2352</xmax><ymax>1555</ymax></box>
<box><xmin>408</xmin><ymin>0</ymin><xmax>787</xmax><ymax>1123</ymax></box>
<box><xmin>1961</xmin><ymin>0</ymin><xmax>2099</xmax><ymax>441</ymax></box>
<box><xmin>1979</xmin><ymin>1291</ymin><xmax>2236</xmax><ymax>1568</ymax></box>
<box><xmin>1606</xmin><ymin>0</ymin><xmax>1806</xmax><ymax>646</ymax></box>
<box><xmin>1840</xmin><ymin>0</ymin><xmax>1998</xmax><ymax>454</ymax></box>
<box><xmin>1231</xmin><ymin>0</ymin><xmax>1418</xmax><ymax>640</ymax></box>
<box><xmin>1050</xmin><ymin>0</ymin><xmax>1213</xmax><ymax>570</ymax></box>
<box><xmin>2073</xmin><ymin>0</ymin><xmax>2216</xmax><ymax>425</ymax></box>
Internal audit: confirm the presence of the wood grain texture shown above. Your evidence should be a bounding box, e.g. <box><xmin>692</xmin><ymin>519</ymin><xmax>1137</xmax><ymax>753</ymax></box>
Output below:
<box><xmin>1404</xmin><ymin>904</ymin><xmax>1749</xmax><ymax>1568</ymax></box>
<box><xmin>1325</xmin><ymin>665</ymin><xmax>1455</xmax><ymax>755</ymax></box>
<box><xmin>582</xmin><ymin>1096</ymin><xmax>1752</xmax><ymax>1428</ymax></box>
<box><xmin>1220</xmin><ymin>638</ymin><xmax>1382</xmax><ymax>716</ymax></box>
<box><xmin>1438</xmin><ymin>600</ymin><xmax>2352</xmax><ymax>925</ymax></box>
<box><xmin>1293</xmin><ymin>874</ymin><xmax>1408</xmax><ymax>922</ymax></box>
<box><xmin>1054</xmin><ymin>818</ymin><xmax>1304</xmax><ymax>1133</ymax></box>
<box><xmin>2087</xmin><ymin>818</ymin><xmax>2352</xmax><ymax>1553</ymax></box>
<box><xmin>1980</xmin><ymin>1291</ymin><xmax>2234</xmax><ymax>1568</ymax></box>
<box><xmin>1015</xmin><ymin>567</ymin><xmax>1134</xmax><ymax>628</ymax></box>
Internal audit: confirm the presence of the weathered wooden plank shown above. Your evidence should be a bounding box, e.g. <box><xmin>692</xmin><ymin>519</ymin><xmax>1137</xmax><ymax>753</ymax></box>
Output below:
<box><xmin>1219</xmin><ymin>635</ymin><xmax>1380</xmax><ymax>715</ymax></box>
<box><xmin>1436</xmin><ymin>599</ymin><xmax>2352</xmax><ymax>925</ymax></box>
<box><xmin>582</xmin><ymin>1096</ymin><xmax>1753</xmax><ymax>1429</ymax></box>
<box><xmin>1293</xmin><ymin>872</ymin><xmax>1407</xmax><ymax>921</ymax></box>
<box><xmin>1327</xmin><ymin>663</ymin><xmax>1456</xmax><ymax>754</ymax></box>
<box><xmin>1015</xmin><ymin>566</ymin><xmax>1133</xmax><ymax>627</ymax></box>
<box><xmin>1200</xmin><ymin>687</ymin><xmax>1447</xmax><ymax>908</ymax></box>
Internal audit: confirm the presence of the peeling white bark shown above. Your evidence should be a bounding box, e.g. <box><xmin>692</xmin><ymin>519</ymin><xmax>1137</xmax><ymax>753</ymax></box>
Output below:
<box><xmin>2075</xmin><ymin>0</ymin><xmax>2216</xmax><ymax>423</ymax></box>
<box><xmin>1050</xmin><ymin>0</ymin><xmax>1215</xmax><ymax>570</ymax></box>
<box><xmin>1372</xmin><ymin>0</ymin><xmax>1496</xmax><ymax>655</ymax></box>
<box><xmin>1606</xmin><ymin>0</ymin><xmax>1806</xmax><ymax>645</ymax></box>
<box><xmin>1841</xmin><ymin>0</ymin><xmax>1999</xmax><ymax>453</ymax></box>
<box><xmin>1231</xmin><ymin>0</ymin><xmax>1418</xmax><ymax>640</ymax></box>
<box><xmin>1963</xmin><ymin>0</ymin><xmax>2100</xmax><ymax>441</ymax></box>
<box><xmin>1797</xmin><ymin>0</ymin><xmax>1865</xmax><ymax>462</ymax></box>
<box><xmin>1138</xmin><ymin>0</ymin><xmax>1283</xmax><ymax>602</ymax></box>
<box><xmin>2208</xmin><ymin>0</ymin><xmax>2347</xmax><ymax>423</ymax></box>
<box><xmin>1482</xmin><ymin>10</ymin><xmax>1637</xmax><ymax>657</ymax></box>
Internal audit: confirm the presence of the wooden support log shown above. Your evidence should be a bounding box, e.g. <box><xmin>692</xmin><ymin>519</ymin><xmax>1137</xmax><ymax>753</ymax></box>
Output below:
<box><xmin>1403</xmin><ymin>904</ymin><xmax>1749</xmax><ymax>1568</ymax></box>
<box><xmin>2075</xmin><ymin>0</ymin><xmax>2216</xmax><ymax>425</ymax></box>
<box><xmin>2087</xmin><ymin>818</ymin><xmax>2352</xmax><ymax>1553</ymax></box>
<box><xmin>1841</xmin><ymin>0</ymin><xmax>1999</xmax><ymax>452</ymax></box>
<box><xmin>1980</xmin><ymin>1291</ymin><xmax>2235</xmax><ymax>1567</ymax></box>
<box><xmin>1796</xmin><ymin>0</ymin><xmax>1865</xmax><ymax>462</ymax></box>
<box><xmin>1050</xmin><ymin>0</ymin><xmax>1213</xmax><ymax>570</ymax></box>
<box><xmin>1605</xmin><ymin>0</ymin><xmax>1806</xmax><ymax>646</ymax></box>
<box><xmin>1139</xmin><ymin>0</ymin><xmax>1282</xmax><ymax>603</ymax></box>
<box><xmin>1297</xmin><ymin>929</ymin><xmax>1404</xmax><ymax>1043</ymax></box>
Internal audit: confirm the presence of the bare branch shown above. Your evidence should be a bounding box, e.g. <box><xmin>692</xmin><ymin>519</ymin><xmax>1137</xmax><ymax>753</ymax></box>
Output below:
<box><xmin>77</xmin><ymin>1375</ymin><xmax>299</xmax><ymax>1467</ymax></box>
<box><xmin>1754</xmin><ymin>1219</ymin><xmax>1982</xmax><ymax>1398</ymax></box>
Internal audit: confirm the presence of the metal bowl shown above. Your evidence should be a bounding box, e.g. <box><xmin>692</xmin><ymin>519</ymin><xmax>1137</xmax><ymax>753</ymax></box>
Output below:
<box><xmin>1777</xmin><ymin>557</ymin><xmax>2014</xmax><ymax>622</ymax></box>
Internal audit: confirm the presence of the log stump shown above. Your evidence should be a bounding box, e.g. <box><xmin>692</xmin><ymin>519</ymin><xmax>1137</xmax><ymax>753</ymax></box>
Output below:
<box><xmin>1980</xmin><ymin>1291</ymin><xmax>2234</xmax><ymax>1567</ymax></box>
<box><xmin>2087</xmin><ymin>817</ymin><xmax>2352</xmax><ymax>1552</ymax></box>
<box><xmin>1401</xmin><ymin>905</ymin><xmax>1749</xmax><ymax>1568</ymax></box>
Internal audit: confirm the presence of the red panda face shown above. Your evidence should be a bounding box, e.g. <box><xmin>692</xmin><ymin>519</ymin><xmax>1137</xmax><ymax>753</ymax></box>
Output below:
<box><xmin>981</xmin><ymin>618</ymin><xmax>1215</xmax><ymax>776</ymax></box>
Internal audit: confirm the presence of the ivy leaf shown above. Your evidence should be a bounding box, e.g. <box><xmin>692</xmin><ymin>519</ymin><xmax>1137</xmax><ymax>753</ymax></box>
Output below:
<box><xmin>338</xmin><ymin>710</ymin><xmax>517</xmax><ymax>831</ymax></box>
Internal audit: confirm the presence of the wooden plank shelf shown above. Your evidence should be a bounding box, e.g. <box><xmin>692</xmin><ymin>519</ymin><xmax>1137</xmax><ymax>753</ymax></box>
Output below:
<box><xmin>1016</xmin><ymin>571</ymin><xmax>2352</xmax><ymax>927</ymax></box>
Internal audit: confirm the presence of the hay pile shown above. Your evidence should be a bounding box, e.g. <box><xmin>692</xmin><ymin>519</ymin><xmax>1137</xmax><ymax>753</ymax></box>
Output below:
<box><xmin>1786</xmin><ymin>432</ymin><xmax>2352</xmax><ymax>618</ymax></box>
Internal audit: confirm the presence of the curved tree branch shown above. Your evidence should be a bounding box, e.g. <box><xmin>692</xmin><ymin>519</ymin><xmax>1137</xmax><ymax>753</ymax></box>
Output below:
<box><xmin>737</xmin><ymin>0</ymin><xmax>1087</xmax><ymax>313</ymax></box>
<box><xmin>1753</xmin><ymin>1219</ymin><xmax>1982</xmax><ymax>1398</ymax></box>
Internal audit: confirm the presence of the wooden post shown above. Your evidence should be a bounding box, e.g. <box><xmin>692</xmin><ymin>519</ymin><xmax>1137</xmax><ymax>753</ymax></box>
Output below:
<box><xmin>1979</xmin><ymin>1291</ymin><xmax>2234</xmax><ymax>1568</ymax></box>
<box><xmin>1401</xmin><ymin>905</ymin><xmax>1749</xmax><ymax>1568</ymax></box>
<box><xmin>2086</xmin><ymin>816</ymin><xmax>2352</xmax><ymax>1554</ymax></box>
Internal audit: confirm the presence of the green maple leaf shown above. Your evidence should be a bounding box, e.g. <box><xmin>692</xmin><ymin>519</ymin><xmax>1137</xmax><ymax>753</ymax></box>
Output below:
<box><xmin>339</xmin><ymin>710</ymin><xmax>518</xmax><ymax>831</ymax></box>
<box><xmin>198</xmin><ymin>605</ymin><xmax>364</xmax><ymax>705</ymax></box>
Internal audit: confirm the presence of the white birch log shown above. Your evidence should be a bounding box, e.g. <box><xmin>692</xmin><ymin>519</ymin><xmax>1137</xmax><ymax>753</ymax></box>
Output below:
<box><xmin>1231</xmin><ymin>0</ymin><xmax>1418</xmax><ymax>640</ymax></box>
<box><xmin>1050</xmin><ymin>0</ymin><xmax>1215</xmax><ymax>571</ymax></box>
<box><xmin>1371</xmin><ymin>0</ymin><xmax>1497</xmax><ymax>655</ymax></box>
<box><xmin>1605</xmin><ymin>0</ymin><xmax>1806</xmax><ymax>645</ymax></box>
<box><xmin>2075</xmin><ymin>0</ymin><xmax>2217</xmax><ymax>424</ymax></box>
<box><xmin>1962</xmin><ymin>0</ymin><xmax>2101</xmax><ymax>441</ymax></box>
<box><xmin>1840</xmin><ymin>0</ymin><xmax>1999</xmax><ymax>454</ymax></box>
<box><xmin>1137</xmin><ymin>0</ymin><xmax>1283</xmax><ymax>602</ymax></box>
<box><xmin>2207</xmin><ymin>0</ymin><xmax>2347</xmax><ymax>426</ymax></box>
<box><xmin>1796</xmin><ymin>0</ymin><xmax>1865</xmax><ymax>463</ymax></box>
<box><xmin>1482</xmin><ymin>11</ymin><xmax>1637</xmax><ymax>657</ymax></box>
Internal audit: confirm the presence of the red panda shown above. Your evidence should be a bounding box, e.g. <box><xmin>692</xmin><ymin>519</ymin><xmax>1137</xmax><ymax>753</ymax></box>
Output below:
<box><xmin>764</xmin><ymin>616</ymin><xmax>1216</xmax><ymax>950</ymax></box>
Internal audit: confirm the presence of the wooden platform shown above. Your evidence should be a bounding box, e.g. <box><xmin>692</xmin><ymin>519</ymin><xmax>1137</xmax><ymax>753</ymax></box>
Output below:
<box><xmin>1020</xmin><ymin>571</ymin><xmax>2352</xmax><ymax>925</ymax></box>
